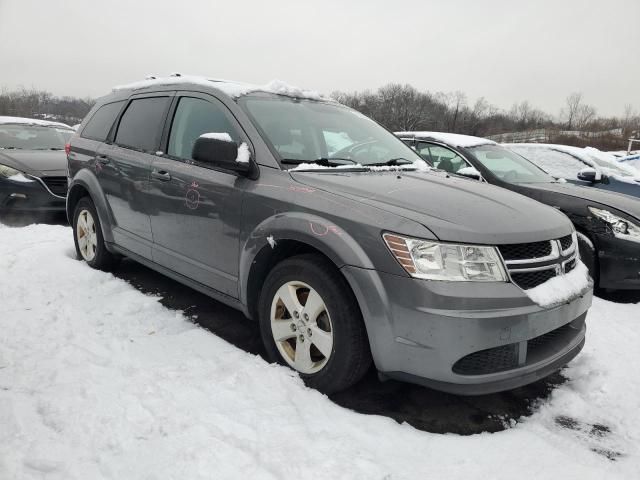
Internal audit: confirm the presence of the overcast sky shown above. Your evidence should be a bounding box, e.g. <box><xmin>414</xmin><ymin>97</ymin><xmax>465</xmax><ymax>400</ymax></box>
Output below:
<box><xmin>0</xmin><ymin>0</ymin><xmax>638</xmax><ymax>116</ymax></box>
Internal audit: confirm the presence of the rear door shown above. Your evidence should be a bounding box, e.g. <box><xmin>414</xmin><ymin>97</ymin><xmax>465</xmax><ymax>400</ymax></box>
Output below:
<box><xmin>148</xmin><ymin>92</ymin><xmax>249</xmax><ymax>297</ymax></box>
<box><xmin>99</xmin><ymin>93</ymin><xmax>173</xmax><ymax>258</ymax></box>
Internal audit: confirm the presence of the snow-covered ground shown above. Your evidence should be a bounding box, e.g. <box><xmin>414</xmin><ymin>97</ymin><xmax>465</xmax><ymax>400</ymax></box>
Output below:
<box><xmin>1</xmin><ymin>224</ymin><xmax>639</xmax><ymax>479</ymax></box>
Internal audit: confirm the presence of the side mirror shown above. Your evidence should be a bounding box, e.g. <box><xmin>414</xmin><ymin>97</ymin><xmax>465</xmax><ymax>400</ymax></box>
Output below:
<box><xmin>456</xmin><ymin>166</ymin><xmax>482</xmax><ymax>181</ymax></box>
<box><xmin>577</xmin><ymin>167</ymin><xmax>601</xmax><ymax>183</ymax></box>
<box><xmin>192</xmin><ymin>133</ymin><xmax>252</xmax><ymax>176</ymax></box>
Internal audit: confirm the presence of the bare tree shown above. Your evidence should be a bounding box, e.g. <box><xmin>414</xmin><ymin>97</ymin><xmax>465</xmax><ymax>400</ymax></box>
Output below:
<box><xmin>574</xmin><ymin>103</ymin><xmax>597</xmax><ymax>130</ymax></box>
<box><xmin>563</xmin><ymin>92</ymin><xmax>581</xmax><ymax>129</ymax></box>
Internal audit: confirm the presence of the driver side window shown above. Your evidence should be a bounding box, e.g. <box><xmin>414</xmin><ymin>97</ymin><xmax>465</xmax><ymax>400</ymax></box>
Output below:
<box><xmin>168</xmin><ymin>97</ymin><xmax>240</xmax><ymax>162</ymax></box>
<box><xmin>417</xmin><ymin>143</ymin><xmax>471</xmax><ymax>174</ymax></box>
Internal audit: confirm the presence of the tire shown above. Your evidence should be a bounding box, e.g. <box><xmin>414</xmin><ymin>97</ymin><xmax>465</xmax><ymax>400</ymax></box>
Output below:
<box><xmin>577</xmin><ymin>231</ymin><xmax>597</xmax><ymax>286</ymax></box>
<box><xmin>258</xmin><ymin>254</ymin><xmax>372</xmax><ymax>394</ymax></box>
<box><xmin>72</xmin><ymin>196</ymin><xmax>119</xmax><ymax>271</ymax></box>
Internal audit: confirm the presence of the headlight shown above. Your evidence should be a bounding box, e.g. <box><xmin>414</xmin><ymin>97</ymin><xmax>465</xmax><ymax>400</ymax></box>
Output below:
<box><xmin>0</xmin><ymin>164</ymin><xmax>35</xmax><ymax>183</ymax></box>
<box><xmin>588</xmin><ymin>207</ymin><xmax>640</xmax><ymax>244</ymax></box>
<box><xmin>383</xmin><ymin>233</ymin><xmax>507</xmax><ymax>281</ymax></box>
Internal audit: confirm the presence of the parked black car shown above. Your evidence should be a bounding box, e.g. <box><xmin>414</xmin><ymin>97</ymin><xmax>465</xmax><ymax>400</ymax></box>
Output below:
<box><xmin>396</xmin><ymin>132</ymin><xmax>640</xmax><ymax>290</ymax></box>
<box><xmin>505</xmin><ymin>143</ymin><xmax>640</xmax><ymax>199</ymax></box>
<box><xmin>0</xmin><ymin>116</ymin><xmax>73</xmax><ymax>216</ymax></box>
<box><xmin>65</xmin><ymin>77</ymin><xmax>591</xmax><ymax>395</ymax></box>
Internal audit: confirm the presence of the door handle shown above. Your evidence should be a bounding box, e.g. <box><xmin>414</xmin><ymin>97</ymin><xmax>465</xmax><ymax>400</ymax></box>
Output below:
<box><xmin>151</xmin><ymin>170</ymin><xmax>171</xmax><ymax>181</ymax></box>
<box><xmin>96</xmin><ymin>155</ymin><xmax>110</xmax><ymax>164</ymax></box>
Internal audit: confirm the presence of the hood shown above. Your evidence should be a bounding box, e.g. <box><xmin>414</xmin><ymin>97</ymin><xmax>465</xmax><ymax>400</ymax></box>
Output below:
<box><xmin>0</xmin><ymin>149</ymin><xmax>67</xmax><ymax>177</ymax></box>
<box><xmin>290</xmin><ymin>170</ymin><xmax>573</xmax><ymax>244</ymax></box>
<box><xmin>522</xmin><ymin>182</ymin><xmax>640</xmax><ymax>221</ymax></box>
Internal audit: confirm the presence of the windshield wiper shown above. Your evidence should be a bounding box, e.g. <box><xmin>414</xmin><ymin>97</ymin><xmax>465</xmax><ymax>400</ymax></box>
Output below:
<box><xmin>281</xmin><ymin>157</ymin><xmax>359</xmax><ymax>166</ymax></box>
<box><xmin>366</xmin><ymin>157</ymin><xmax>414</xmax><ymax>167</ymax></box>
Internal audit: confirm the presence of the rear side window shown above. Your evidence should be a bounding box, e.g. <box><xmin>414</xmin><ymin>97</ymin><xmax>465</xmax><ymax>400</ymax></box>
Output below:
<box><xmin>81</xmin><ymin>101</ymin><xmax>124</xmax><ymax>141</ymax></box>
<box><xmin>115</xmin><ymin>97</ymin><xmax>170</xmax><ymax>152</ymax></box>
<box><xmin>168</xmin><ymin>97</ymin><xmax>239</xmax><ymax>160</ymax></box>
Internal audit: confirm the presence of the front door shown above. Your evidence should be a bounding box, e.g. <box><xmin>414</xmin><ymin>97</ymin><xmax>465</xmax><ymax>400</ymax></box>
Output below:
<box><xmin>149</xmin><ymin>93</ymin><xmax>249</xmax><ymax>297</ymax></box>
<box><xmin>103</xmin><ymin>94</ymin><xmax>172</xmax><ymax>258</ymax></box>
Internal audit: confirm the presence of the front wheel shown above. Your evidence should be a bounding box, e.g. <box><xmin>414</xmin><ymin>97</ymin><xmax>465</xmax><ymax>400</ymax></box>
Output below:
<box><xmin>258</xmin><ymin>254</ymin><xmax>371</xmax><ymax>394</ymax></box>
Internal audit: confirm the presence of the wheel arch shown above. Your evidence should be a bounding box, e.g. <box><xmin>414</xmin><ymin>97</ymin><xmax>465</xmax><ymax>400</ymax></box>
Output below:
<box><xmin>66</xmin><ymin>170</ymin><xmax>115</xmax><ymax>244</ymax></box>
<box><xmin>240</xmin><ymin>213</ymin><xmax>375</xmax><ymax>320</ymax></box>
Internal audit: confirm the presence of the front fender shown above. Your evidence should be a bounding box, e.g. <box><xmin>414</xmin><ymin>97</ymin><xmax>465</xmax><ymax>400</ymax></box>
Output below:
<box><xmin>238</xmin><ymin>212</ymin><xmax>376</xmax><ymax>305</ymax></box>
<box><xmin>67</xmin><ymin>170</ymin><xmax>115</xmax><ymax>244</ymax></box>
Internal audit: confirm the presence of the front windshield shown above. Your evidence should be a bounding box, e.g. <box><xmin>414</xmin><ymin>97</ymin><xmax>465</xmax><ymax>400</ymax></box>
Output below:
<box><xmin>469</xmin><ymin>144</ymin><xmax>555</xmax><ymax>184</ymax></box>
<box><xmin>583</xmin><ymin>152</ymin><xmax>633</xmax><ymax>176</ymax></box>
<box><xmin>239</xmin><ymin>96</ymin><xmax>423</xmax><ymax>167</ymax></box>
<box><xmin>507</xmin><ymin>145</ymin><xmax>587</xmax><ymax>179</ymax></box>
<box><xmin>0</xmin><ymin>124</ymin><xmax>71</xmax><ymax>150</ymax></box>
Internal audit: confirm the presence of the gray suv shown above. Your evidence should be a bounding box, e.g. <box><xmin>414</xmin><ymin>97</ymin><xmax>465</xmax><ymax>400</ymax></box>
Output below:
<box><xmin>67</xmin><ymin>76</ymin><xmax>592</xmax><ymax>394</ymax></box>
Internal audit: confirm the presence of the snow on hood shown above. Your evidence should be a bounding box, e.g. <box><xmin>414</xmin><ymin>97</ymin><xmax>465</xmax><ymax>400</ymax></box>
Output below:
<box><xmin>0</xmin><ymin>115</ymin><xmax>72</xmax><ymax>129</ymax></box>
<box><xmin>524</xmin><ymin>261</ymin><xmax>591</xmax><ymax>308</ymax></box>
<box><xmin>112</xmin><ymin>75</ymin><xmax>332</xmax><ymax>101</ymax></box>
<box><xmin>395</xmin><ymin>131</ymin><xmax>496</xmax><ymax>148</ymax></box>
<box><xmin>616</xmin><ymin>153</ymin><xmax>640</xmax><ymax>176</ymax></box>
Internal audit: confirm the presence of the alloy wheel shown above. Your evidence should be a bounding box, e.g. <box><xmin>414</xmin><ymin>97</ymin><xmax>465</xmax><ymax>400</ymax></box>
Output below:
<box><xmin>270</xmin><ymin>281</ymin><xmax>334</xmax><ymax>374</ymax></box>
<box><xmin>76</xmin><ymin>209</ymin><xmax>98</xmax><ymax>262</ymax></box>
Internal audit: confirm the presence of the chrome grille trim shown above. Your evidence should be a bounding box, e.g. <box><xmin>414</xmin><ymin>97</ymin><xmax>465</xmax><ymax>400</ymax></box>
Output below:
<box><xmin>501</xmin><ymin>233</ymin><xmax>578</xmax><ymax>290</ymax></box>
<box><xmin>504</xmin><ymin>240</ymin><xmax>559</xmax><ymax>266</ymax></box>
<box><xmin>33</xmin><ymin>176</ymin><xmax>67</xmax><ymax>199</ymax></box>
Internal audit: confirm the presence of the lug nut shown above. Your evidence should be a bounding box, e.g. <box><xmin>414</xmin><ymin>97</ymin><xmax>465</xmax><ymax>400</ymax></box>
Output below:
<box><xmin>290</xmin><ymin>323</ymin><xmax>297</xmax><ymax>331</ymax></box>
<box><xmin>298</xmin><ymin>335</ymin><xmax>305</xmax><ymax>343</ymax></box>
<box><xmin>293</xmin><ymin>311</ymin><xmax>299</xmax><ymax>319</ymax></box>
<box><xmin>303</xmin><ymin>313</ymin><xmax>309</xmax><ymax>321</ymax></box>
<box><xmin>307</xmin><ymin>328</ymin><xmax>312</xmax><ymax>336</ymax></box>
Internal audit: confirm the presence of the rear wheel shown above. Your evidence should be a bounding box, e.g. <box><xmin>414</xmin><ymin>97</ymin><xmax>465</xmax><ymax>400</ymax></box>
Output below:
<box><xmin>259</xmin><ymin>254</ymin><xmax>372</xmax><ymax>394</ymax></box>
<box><xmin>73</xmin><ymin>197</ymin><xmax>119</xmax><ymax>271</ymax></box>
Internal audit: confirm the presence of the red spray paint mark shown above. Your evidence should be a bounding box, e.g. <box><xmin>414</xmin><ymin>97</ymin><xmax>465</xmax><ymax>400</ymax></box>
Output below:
<box><xmin>185</xmin><ymin>181</ymin><xmax>200</xmax><ymax>210</ymax></box>
<box><xmin>309</xmin><ymin>222</ymin><xmax>342</xmax><ymax>236</ymax></box>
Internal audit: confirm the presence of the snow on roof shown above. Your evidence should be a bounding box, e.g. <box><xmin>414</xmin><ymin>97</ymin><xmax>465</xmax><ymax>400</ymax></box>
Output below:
<box><xmin>112</xmin><ymin>75</ymin><xmax>331</xmax><ymax>101</ymax></box>
<box><xmin>395</xmin><ymin>131</ymin><xmax>496</xmax><ymax>148</ymax></box>
<box><xmin>0</xmin><ymin>116</ymin><xmax>72</xmax><ymax>129</ymax></box>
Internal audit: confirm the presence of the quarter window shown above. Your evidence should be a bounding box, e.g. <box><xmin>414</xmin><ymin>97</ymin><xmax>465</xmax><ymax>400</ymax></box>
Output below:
<box><xmin>114</xmin><ymin>97</ymin><xmax>170</xmax><ymax>152</ymax></box>
<box><xmin>81</xmin><ymin>101</ymin><xmax>124</xmax><ymax>142</ymax></box>
<box><xmin>168</xmin><ymin>97</ymin><xmax>239</xmax><ymax>160</ymax></box>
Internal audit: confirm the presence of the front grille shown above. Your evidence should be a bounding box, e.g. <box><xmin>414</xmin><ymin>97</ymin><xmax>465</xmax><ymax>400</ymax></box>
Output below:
<box><xmin>498</xmin><ymin>240</ymin><xmax>552</xmax><ymax>261</ymax></box>
<box><xmin>499</xmin><ymin>235</ymin><xmax>577</xmax><ymax>291</ymax></box>
<box><xmin>41</xmin><ymin>176</ymin><xmax>68</xmax><ymax>196</ymax></box>
<box><xmin>452</xmin><ymin>343</ymin><xmax>518</xmax><ymax>375</ymax></box>
<box><xmin>510</xmin><ymin>269</ymin><xmax>556</xmax><ymax>289</ymax></box>
<box><xmin>559</xmin><ymin>234</ymin><xmax>573</xmax><ymax>251</ymax></box>
<box><xmin>565</xmin><ymin>258</ymin><xmax>577</xmax><ymax>273</ymax></box>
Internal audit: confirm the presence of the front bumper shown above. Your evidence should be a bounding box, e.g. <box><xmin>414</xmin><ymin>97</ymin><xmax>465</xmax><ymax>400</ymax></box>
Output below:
<box><xmin>342</xmin><ymin>266</ymin><xmax>592</xmax><ymax>395</ymax></box>
<box><xmin>597</xmin><ymin>234</ymin><xmax>640</xmax><ymax>289</ymax></box>
<box><xmin>0</xmin><ymin>177</ymin><xmax>66</xmax><ymax>213</ymax></box>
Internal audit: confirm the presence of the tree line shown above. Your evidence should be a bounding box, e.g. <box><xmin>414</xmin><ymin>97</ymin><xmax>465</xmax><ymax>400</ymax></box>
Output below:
<box><xmin>0</xmin><ymin>87</ymin><xmax>94</xmax><ymax>126</ymax></box>
<box><xmin>332</xmin><ymin>84</ymin><xmax>640</xmax><ymax>150</ymax></box>
<box><xmin>1</xmin><ymin>84</ymin><xmax>638</xmax><ymax>150</ymax></box>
